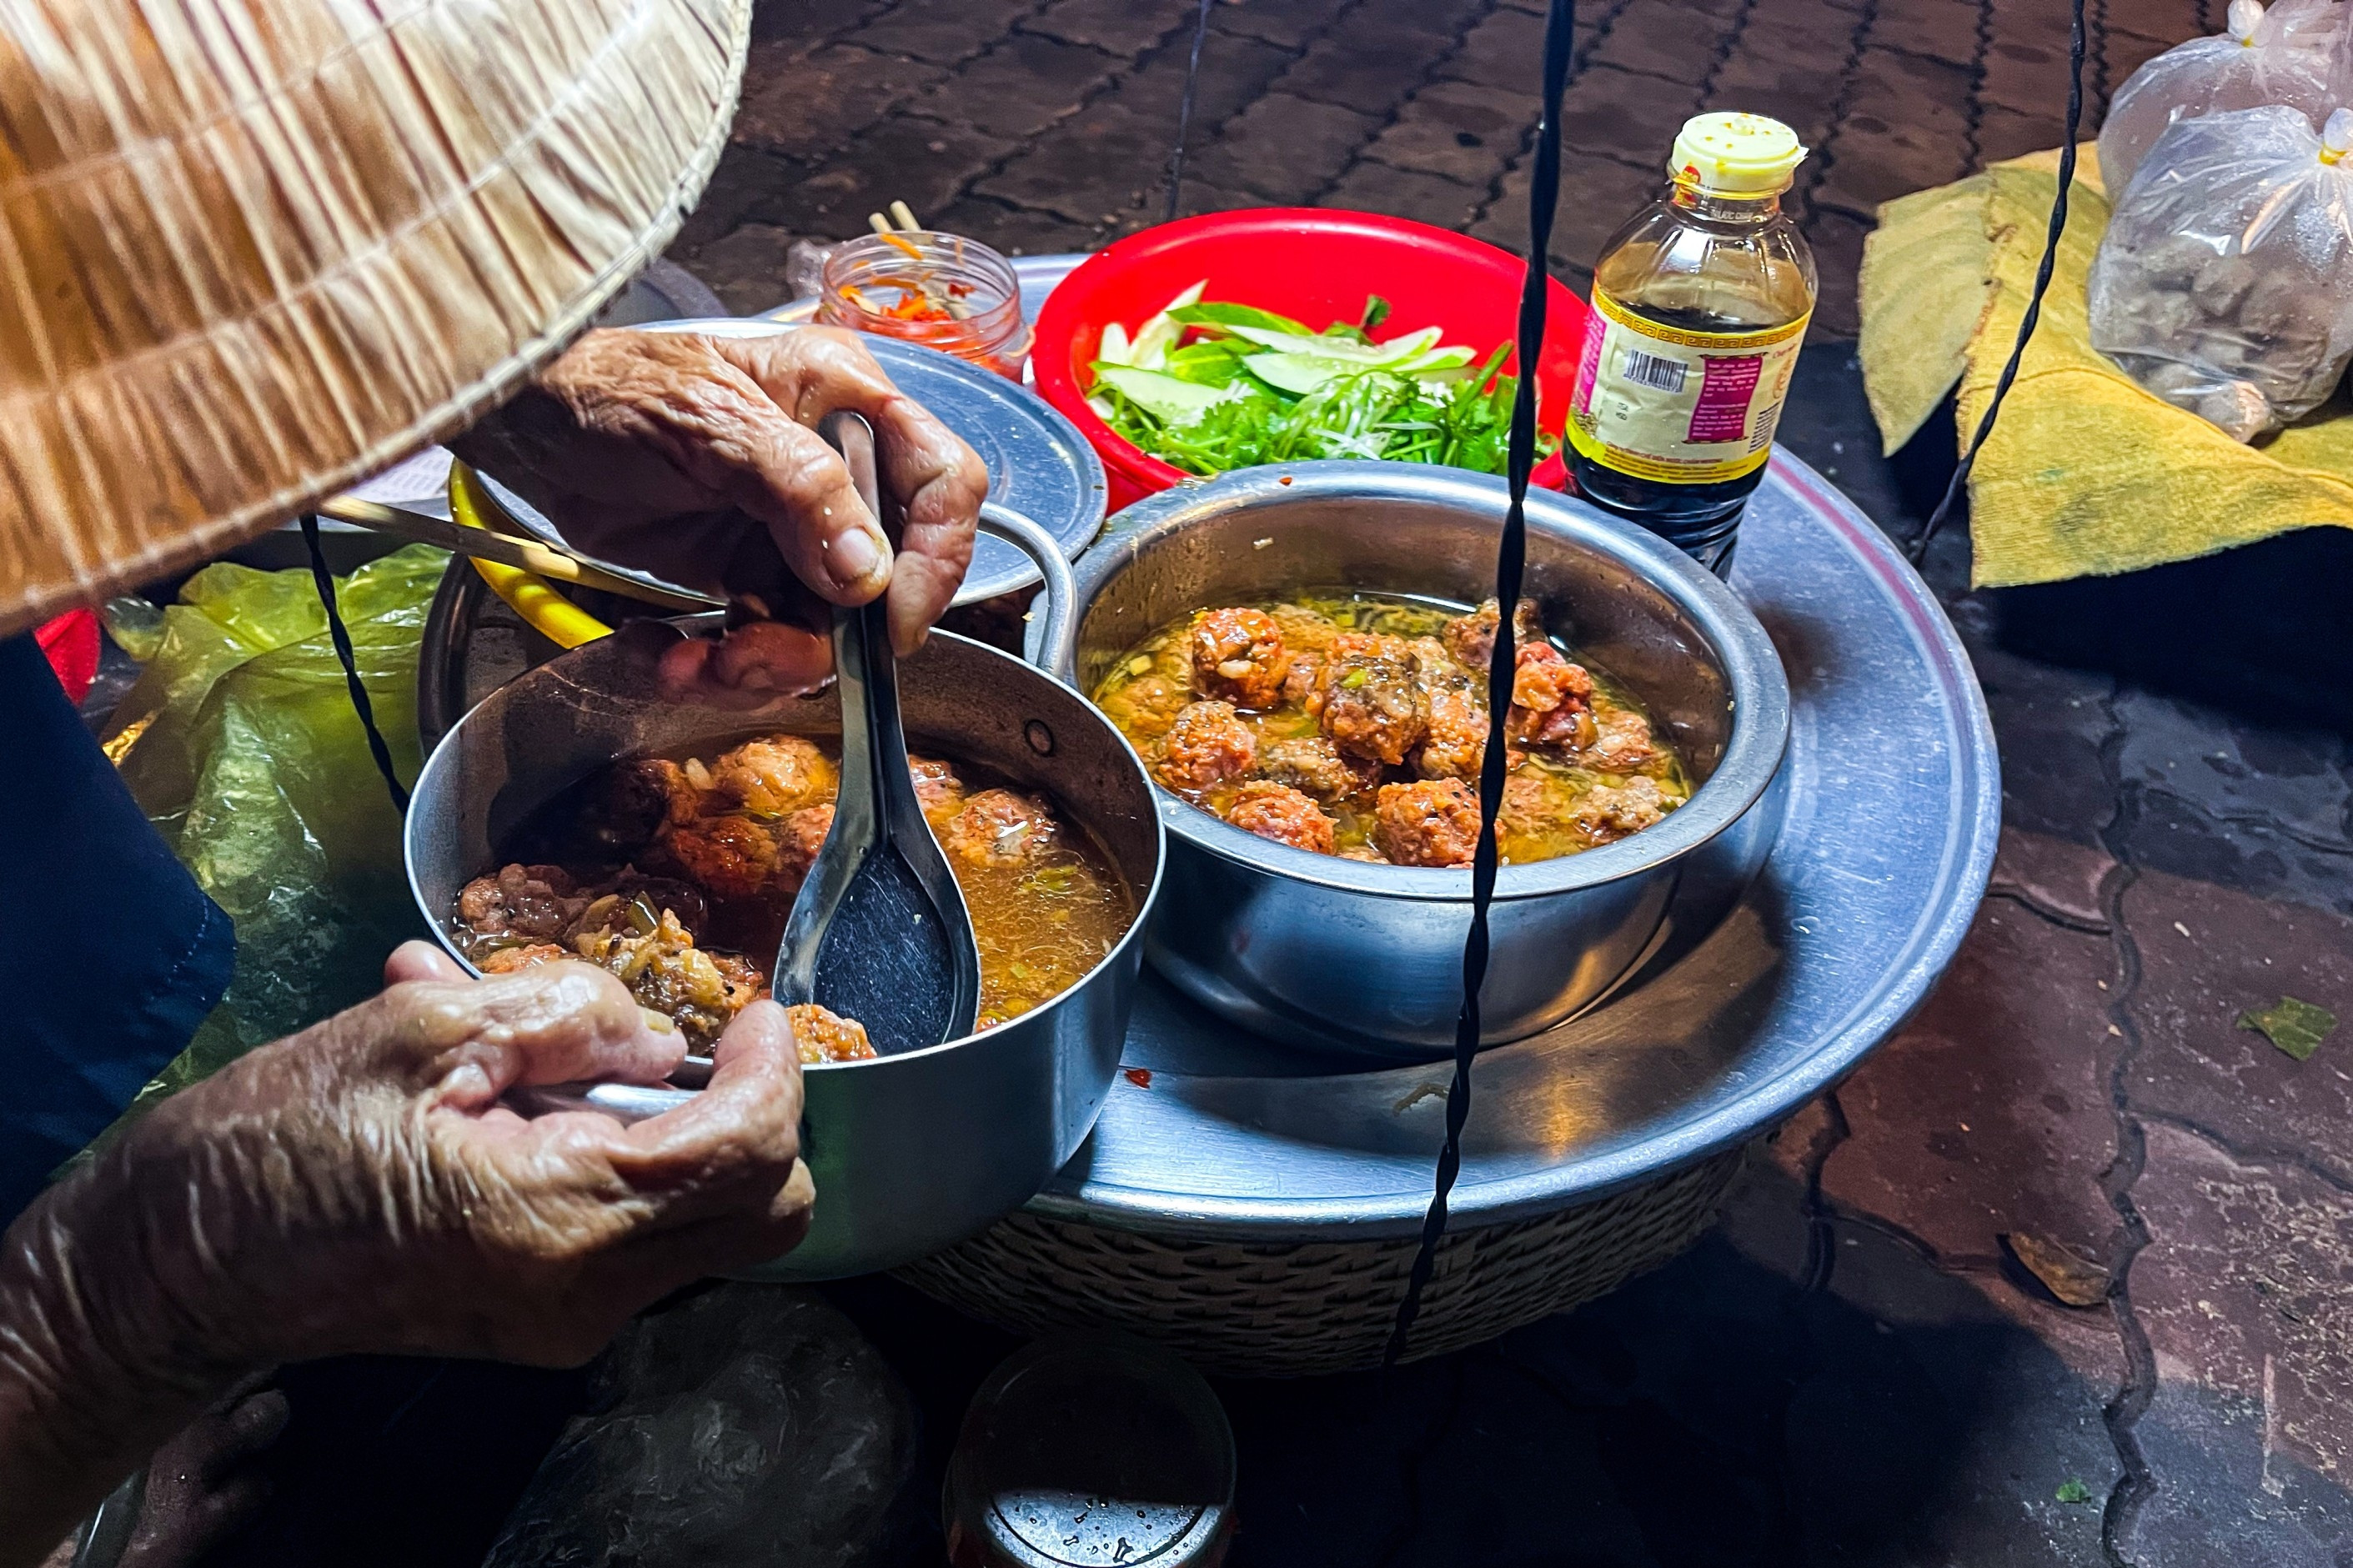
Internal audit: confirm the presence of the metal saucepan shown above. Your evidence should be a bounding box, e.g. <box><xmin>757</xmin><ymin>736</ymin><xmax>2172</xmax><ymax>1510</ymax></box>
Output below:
<box><xmin>405</xmin><ymin>509</ymin><xmax>1163</xmax><ymax>1279</ymax></box>
<box><xmin>1050</xmin><ymin>462</ymin><xmax>1790</xmax><ymax>1060</ymax></box>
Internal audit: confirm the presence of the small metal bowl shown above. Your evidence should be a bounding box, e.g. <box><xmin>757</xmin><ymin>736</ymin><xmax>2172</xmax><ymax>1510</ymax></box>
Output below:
<box><xmin>405</xmin><ymin>513</ymin><xmax>1165</xmax><ymax>1279</ymax></box>
<box><xmin>1053</xmin><ymin>462</ymin><xmax>1790</xmax><ymax>1060</ymax></box>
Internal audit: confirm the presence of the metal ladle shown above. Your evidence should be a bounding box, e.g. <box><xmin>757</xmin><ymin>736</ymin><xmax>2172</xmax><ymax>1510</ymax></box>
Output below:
<box><xmin>771</xmin><ymin>411</ymin><xmax>982</xmax><ymax>1051</ymax></box>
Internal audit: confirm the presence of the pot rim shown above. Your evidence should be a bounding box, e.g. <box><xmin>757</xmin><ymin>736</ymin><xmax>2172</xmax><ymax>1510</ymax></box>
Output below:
<box><xmin>1060</xmin><ymin>461</ymin><xmax>1791</xmax><ymax>903</ymax></box>
<box><xmin>404</xmin><ymin>624</ymin><xmax>1166</xmax><ymax>1074</ymax></box>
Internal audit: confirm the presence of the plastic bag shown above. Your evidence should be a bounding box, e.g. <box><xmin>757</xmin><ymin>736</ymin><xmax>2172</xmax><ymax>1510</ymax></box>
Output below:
<box><xmin>2088</xmin><ymin>105</ymin><xmax>2353</xmax><ymax>441</ymax></box>
<box><xmin>2097</xmin><ymin>0</ymin><xmax>2352</xmax><ymax>197</ymax></box>
<box><xmin>101</xmin><ymin>545</ymin><xmax>446</xmax><ymax>1089</ymax></box>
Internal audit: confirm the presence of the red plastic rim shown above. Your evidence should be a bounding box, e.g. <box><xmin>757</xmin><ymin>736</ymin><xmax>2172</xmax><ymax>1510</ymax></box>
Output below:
<box><xmin>36</xmin><ymin>609</ymin><xmax>98</xmax><ymax>704</ymax></box>
<box><xmin>1032</xmin><ymin>208</ymin><xmax>1589</xmax><ymax>510</ymax></box>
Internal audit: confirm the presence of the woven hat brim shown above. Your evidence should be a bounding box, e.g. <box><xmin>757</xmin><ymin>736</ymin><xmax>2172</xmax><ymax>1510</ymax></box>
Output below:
<box><xmin>0</xmin><ymin>0</ymin><xmax>753</xmax><ymax>637</ymax></box>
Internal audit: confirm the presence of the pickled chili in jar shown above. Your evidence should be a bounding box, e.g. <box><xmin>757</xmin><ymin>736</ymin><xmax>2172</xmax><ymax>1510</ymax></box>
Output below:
<box><xmin>818</xmin><ymin>230</ymin><xmax>1031</xmax><ymax>379</ymax></box>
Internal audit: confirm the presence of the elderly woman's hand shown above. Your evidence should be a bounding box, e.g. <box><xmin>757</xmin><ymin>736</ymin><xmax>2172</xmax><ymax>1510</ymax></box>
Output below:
<box><xmin>0</xmin><ymin>944</ymin><xmax>810</xmax><ymax>1563</ymax></box>
<box><xmin>451</xmin><ymin>327</ymin><xmax>989</xmax><ymax>697</ymax></box>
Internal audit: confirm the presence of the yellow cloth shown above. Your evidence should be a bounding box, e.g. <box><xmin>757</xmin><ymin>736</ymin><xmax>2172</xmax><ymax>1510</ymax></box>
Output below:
<box><xmin>1857</xmin><ymin>145</ymin><xmax>2353</xmax><ymax>588</ymax></box>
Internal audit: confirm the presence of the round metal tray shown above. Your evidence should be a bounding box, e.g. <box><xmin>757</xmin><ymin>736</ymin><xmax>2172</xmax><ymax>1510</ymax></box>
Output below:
<box><xmin>1036</xmin><ymin>453</ymin><xmax>1997</xmax><ymax>1239</ymax></box>
<box><xmin>427</xmin><ymin>254</ymin><xmax>1996</xmax><ymax>1246</ymax></box>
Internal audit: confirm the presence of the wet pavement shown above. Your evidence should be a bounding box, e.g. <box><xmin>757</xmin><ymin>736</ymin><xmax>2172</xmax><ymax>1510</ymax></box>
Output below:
<box><xmin>183</xmin><ymin>1</ymin><xmax>2353</xmax><ymax>1564</ymax></box>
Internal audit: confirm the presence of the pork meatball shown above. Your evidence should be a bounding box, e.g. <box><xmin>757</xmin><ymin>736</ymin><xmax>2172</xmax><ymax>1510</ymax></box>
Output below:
<box><xmin>1577</xmin><ymin>776</ymin><xmax>1668</xmax><ymax>839</ymax></box>
<box><xmin>775</xmin><ymin>804</ymin><xmax>835</xmax><ymax>891</ymax></box>
<box><xmin>1505</xmin><ymin>644</ymin><xmax>1598</xmax><ymax>749</ymax></box>
<box><xmin>660</xmin><ymin>814</ymin><xmax>781</xmax><ymax>900</ymax></box>
<box><xmin>1097</xmin><ymin>672</ymin><xmax>1192</xmax><ymax>741</ymax></box>
<box><xmin>1317</xmin><ymin>633</ymin><xmax>1427</xmax><ymax>766</ymax></box>
<box><xmin>1373</xmin><ymin>779</ymin><xmax>1483</xmax><ymax>868</ymax></box>
<box><xmin>1258</xmin><ymin>734</ymin><xmax>1381</xmax><ymax>804</ymax></box>
<box><xmin>1189</xmin><ymin>608</ymin><xmax>1292</xmax><ymax>709</ymax></box>
<box><xmin>708</xmin><ymin>734</ymin><xmax>838</xmax><ymax>818</ymax></box>
<box><xmin>1227</xmin><ymin>780</ymin><xmax>1337</xmax><ymax>854</ymax></box>
<box><xmin>946</xmin><ymin>788</ymin><xmax>1059</xmax><ymax>868</ymax></box>
<box><xmin>908</xmin><ymin>755</ymin><xmax>966</xmax><ymax>823</ymax></box>
<box><xmin>1498</xmin><ymin>770</ymin><xmax>1557</xmax><ymax>836</ymax></box>
<box><xmin>785</xmin><ymin>1003</ymin><xmax>879</xmax><ymax>1064</ymax></box>
<box><xmin>457</xmin><ymin>864</ymin><xmax>587</xmax><ymax>940</ymax></box>
<box><xmin>1157</xmin><ymin>700</ymin><xmax>1257</xmax><ymax>793</ymax></box>
<box><xmin>1414</xmin><ymin>684</ymin><xmax>1493</xmax><ymax>779</ymax></box>
<box><xmin>1580</xmin><ymin>707</ymin><xmax>1658</xmax><ymax>773</ymax></box>
<box><xmin>1441</xmin><ymin>597</ymin><xmax>1548</xmax><ymax>671</ymax></box>
<box><xmin>581</xmin><ymin>758</ymin><xmax>697</xmax><ymax>854</ymax></box>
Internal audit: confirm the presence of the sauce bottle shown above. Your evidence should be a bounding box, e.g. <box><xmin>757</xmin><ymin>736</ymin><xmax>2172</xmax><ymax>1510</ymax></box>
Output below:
<box><xmin>1567</xmin><ymin>113</ymin><xmax>1816</xmax><ymax>574</ymax></box>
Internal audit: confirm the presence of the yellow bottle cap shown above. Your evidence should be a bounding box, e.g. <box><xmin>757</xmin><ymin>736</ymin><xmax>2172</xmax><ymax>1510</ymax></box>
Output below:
<box><xmin>1670</xmin><ymin>112</ymin><xmax>1809</xmax><ymax>195</ymax></box>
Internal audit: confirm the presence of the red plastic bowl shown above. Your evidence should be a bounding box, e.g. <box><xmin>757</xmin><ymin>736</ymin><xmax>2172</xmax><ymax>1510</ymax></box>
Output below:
<box><xmin>1033</xmin><ymin>208</ymin><xmax>1587</xmax><ymax>511</ymax></box>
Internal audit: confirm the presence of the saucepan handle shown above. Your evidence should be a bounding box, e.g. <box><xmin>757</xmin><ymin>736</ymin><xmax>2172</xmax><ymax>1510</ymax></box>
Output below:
<box><xmin>978</xmin><ymin>501</ymin><xmax>1076</xmax><ymax>679</ymax></box>
<box><xmin>509</xmin><ymin>1080</ymin><xmax>682</xmax><ymax>1125</ymax></box>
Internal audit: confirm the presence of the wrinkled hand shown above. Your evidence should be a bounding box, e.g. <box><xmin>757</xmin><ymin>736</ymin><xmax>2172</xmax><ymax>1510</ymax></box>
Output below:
<box><xmin>0</xmin><ymin>945</ymin><xmax>810</xmax><ymax>1560</ymax></box>
<box><xmin>450</xmin><ymin>327</ymin><xmax>989</xmax><ymax>698</ymax></box>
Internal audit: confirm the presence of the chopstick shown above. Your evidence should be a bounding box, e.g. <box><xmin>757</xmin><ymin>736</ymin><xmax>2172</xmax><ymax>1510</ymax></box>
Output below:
<box><xmin>317</xmin><ymin>495</ymin><xmax>720</xmax><ymax>613</ymax></box>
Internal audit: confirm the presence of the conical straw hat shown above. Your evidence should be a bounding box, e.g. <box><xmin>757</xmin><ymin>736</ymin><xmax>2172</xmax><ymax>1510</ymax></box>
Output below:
<box><xmin>0</xmin><ymin>0</ymin><xmax>752</xmax><ymax>636</ymax></box>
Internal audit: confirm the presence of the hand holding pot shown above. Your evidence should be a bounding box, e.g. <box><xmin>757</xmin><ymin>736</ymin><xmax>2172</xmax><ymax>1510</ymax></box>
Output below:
<box><xmin>0</xmin><ymin>944</ymin><xmax>810</xmax><ymax>1565</ymax></box>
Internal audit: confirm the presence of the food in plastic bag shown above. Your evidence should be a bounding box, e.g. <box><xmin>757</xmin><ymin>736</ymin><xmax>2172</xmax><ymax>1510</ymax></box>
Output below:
<box><xmin>2088</xmin><ymin>105</ymin><xmax>2353</xmax><ymax>441</ymax></box>
<box><xmin>100</xmin><ymin>545</ymin><xmax>445</xmax><ymax>1095</ymax></box>
<box><xmin>2097</xmin><ymin>0</ymin><xmax>2351</xmax><ymax>198</ymax></box>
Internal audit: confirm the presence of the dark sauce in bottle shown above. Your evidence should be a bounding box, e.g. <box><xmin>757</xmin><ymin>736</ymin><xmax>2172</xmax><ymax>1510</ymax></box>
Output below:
<box><xmin>1565</xmin><ymin>113</ymin><xmax>1817</xmax><ymax>575</ymax></box>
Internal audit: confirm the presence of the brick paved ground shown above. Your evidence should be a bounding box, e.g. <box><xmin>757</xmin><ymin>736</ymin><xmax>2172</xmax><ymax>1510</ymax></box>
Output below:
<box><xmin>672</xmin><ymin>0</ymin><xmax>2206</xmax><ymax>337</ymax></box>
<box><xmin>192</xmin><ymin>5</ymin><xmax>2353</xmax><ymax>1565</ymax></box>
<box><xmin>656</xmin><ymin>6</ymin><xmax>2353</xmax><ymax>1566</ymax></box>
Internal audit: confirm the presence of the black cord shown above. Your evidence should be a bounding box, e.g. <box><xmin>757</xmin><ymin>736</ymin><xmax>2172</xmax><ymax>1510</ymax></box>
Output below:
<box><xmin>299</xmin><ymin>515</ymin><xmax>411</xmax><ymax>815</ymax></box>
<box><xmin>1164</xmin><ymin>0</ymin><xmax>1217</xmax><ymax>225</ymax></box>
<box><xmin>1383</xmin><ymin>0</ymin><xmax>1573</xmax><ymax>1372</ymax></box>
<box><xmin>1909</xmin><ymin>0</ymin><xmax>2087</xmax><ymax>568</ymax></box>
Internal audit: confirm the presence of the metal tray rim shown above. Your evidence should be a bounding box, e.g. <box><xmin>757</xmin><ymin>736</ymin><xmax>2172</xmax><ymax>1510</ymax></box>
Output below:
<box><xmin>1022</xmin><ymin>453</ymin><xmax>1999</xmax><ymax>1240</ymax></box>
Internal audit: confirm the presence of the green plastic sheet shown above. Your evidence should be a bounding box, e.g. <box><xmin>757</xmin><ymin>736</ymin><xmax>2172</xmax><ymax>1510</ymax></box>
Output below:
<box><xmin>102</xmin><ymin>545</ymin><xmax>447</xmax><ymax>1101</ymax></box>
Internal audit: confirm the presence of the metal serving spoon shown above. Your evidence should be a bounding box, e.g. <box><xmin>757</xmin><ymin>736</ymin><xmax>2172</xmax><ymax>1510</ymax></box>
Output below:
<box><xmin>771</xmin><ymin>411</ymin><xmax>982</xmax><ymax>1051</ymax></box>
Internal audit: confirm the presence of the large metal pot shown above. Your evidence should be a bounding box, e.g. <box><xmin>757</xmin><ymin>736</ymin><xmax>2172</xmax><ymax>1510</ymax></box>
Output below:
<box><xmin>1052</xmin><ymin>462</ymin><xmax>1789</xmax><ymax>1060</ymax></box>
<box><xmin>405</xmin><ymin>513</ymin><xmax>1163</xmax><ymax>1280</ymax></box>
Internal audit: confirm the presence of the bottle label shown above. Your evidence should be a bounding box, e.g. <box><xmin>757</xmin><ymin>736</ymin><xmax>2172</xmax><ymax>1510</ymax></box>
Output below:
<box><xmin>1567</xmin><ymin>288</ymin><xmax>1810</xmax><ymax>486</ymax></box>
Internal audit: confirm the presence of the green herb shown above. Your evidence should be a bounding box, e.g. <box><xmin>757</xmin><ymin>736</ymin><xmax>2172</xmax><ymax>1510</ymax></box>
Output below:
<box><xmin>2054</xmin><ymin>1480</ymin><xmax>2095</xmax><ymax>1505</ymax></box>
<box><xmin>2239</xmin><ymin>995</ymin><xmax>2339</xmax><ymax>1061</ymax></box>
<box><xmin>1340</xmin><ymin>667</ymin><xmax>1371</xmax><ymax>689</ymax></box>
<box><xmin>1026</xmin><ymin>864</ymin><xmax>1078</xmax><ymax>896</ymax></box>
<box><xmin>1087</xmin><ymin>284</ymin><xmax>1547</xmax><ymax>478</ymax></box>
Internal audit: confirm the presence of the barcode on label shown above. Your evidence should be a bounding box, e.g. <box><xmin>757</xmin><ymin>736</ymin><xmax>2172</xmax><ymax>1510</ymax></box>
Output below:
<box><xmin>1620</xmin><ymin>348</ymin><xmax>1688</xmax><ymax>393</ymax></box>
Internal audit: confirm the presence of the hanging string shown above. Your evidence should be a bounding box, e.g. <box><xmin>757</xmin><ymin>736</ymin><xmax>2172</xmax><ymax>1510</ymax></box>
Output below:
<box><xmin>1163</xmin><ymin>0</ymin><xmax>1217</xmax><ymax>224</ymax></box>
<box><xmin>1908</xmin><ymin>0</ymin><xmax>2087</xmax><ymax>567</ymax></box>
<box><xmin>299</xmin><ymin>515</ymin><xmax>412</xmax><ymax>815</ymax></box>
<box><xmin>1384</xmin><ymin>0</ymin><xmax>1573</xmax><ymax>1371</ymax></box>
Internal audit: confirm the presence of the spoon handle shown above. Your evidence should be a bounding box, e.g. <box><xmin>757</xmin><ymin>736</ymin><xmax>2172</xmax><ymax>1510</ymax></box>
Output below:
<box><xmin>823</xmin><ymin>410</ymin><xmax>902</xmax><ymax>863</ymax></box>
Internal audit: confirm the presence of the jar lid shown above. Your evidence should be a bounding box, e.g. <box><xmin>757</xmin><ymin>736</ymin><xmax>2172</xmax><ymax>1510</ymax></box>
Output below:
<box><xmin>945</xmin><ymin>1335</ymin><xmax>1235</xmax><ymax>1568</ymax></box>
<box><xmin>1670</xmin><ymin>112</ymin><xmax>1809</xmax><ymax>194</ymax></box>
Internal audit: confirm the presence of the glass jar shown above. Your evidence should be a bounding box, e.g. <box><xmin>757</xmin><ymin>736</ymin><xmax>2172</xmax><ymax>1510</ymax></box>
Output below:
<box><xmin>944</xmin><ymin>1335</ymin><xmax>1236</xmax><ymax>1568</ymax></box>
<box><xmin>818</xmin><ymin>230</ymin><xmax>1031</xmax><ymax>380</ymax></box>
